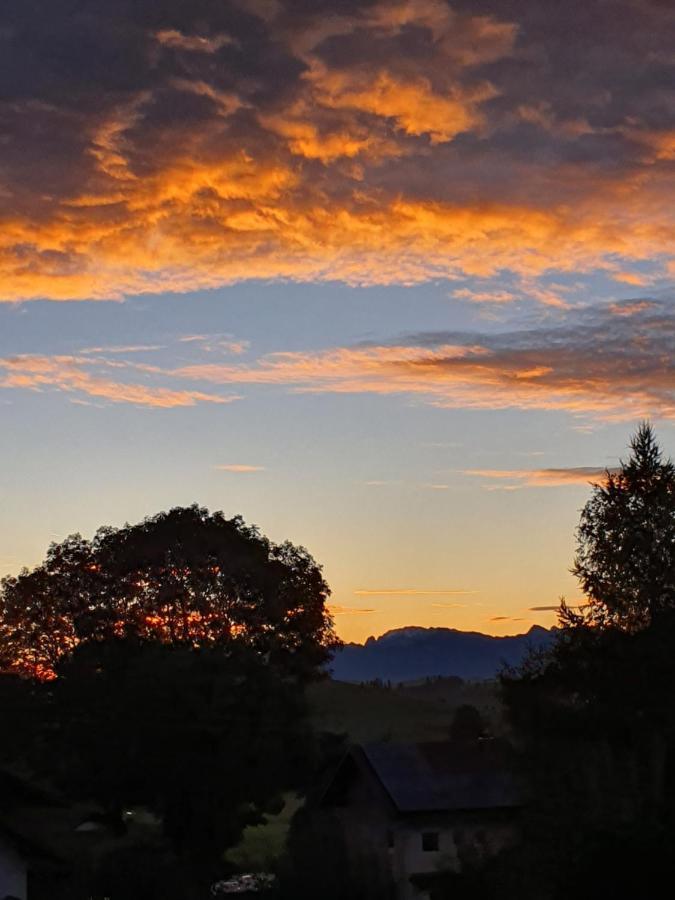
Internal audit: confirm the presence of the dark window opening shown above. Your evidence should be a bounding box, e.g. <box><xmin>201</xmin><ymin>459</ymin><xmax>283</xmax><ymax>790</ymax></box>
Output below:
<box><xmin>422</xmin><ymin>831</ymin><xmax>439</xmax><ymax>852</ymax></box>
<box><xmin>386</xmin><ymin>829</ymin><xmax>395</xmax><ymax>849</ymax></box>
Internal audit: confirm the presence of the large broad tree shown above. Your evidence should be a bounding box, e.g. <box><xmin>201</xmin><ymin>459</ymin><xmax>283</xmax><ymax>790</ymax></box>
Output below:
<box><xmin>0</xmin><ymin>506</ymin><xmax>338</xmax><ymax>894</ymax></box>
<box><xmin>0</xmin><ymin>504</ymin><xmax>337</xmax><ymax>678</ymax></box>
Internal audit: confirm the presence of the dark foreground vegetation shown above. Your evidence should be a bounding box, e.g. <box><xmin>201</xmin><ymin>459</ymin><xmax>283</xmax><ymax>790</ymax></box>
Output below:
<box><xmin>425</xmin><ymin>423</ymin><xmax>675</xmax><ymax>899</ymax></box>
<box><xmin>0</xmin><ymin>507</ymin><xmax>338</xmax><ymax>898</ymax></box>
<box><xmin>1</xmin><ymin>423</ymin><xmax>674</xmax><ymax>899</ymax></box>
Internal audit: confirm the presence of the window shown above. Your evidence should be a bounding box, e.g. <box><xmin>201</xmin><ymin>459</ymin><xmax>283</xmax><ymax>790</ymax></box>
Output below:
<box><xmin>386</xmin><ymin>829</ymin><xmax>395</xmax><ymax>849</ymax></box>
<box><xmin>421</xmin><ymin>831</ymin><xmax>439</xmax><ymax>852</ymax></box>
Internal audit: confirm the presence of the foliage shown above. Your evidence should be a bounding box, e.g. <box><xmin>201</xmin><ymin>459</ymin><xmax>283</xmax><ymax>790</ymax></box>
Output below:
<box><xmin>78</xmin><ymin>845</ymin><xmax>190</xmax><ymax>900</ymax></box>
<box><xmin>0</xmin><ymin>504</ymin><xmax>337</xmax><ymax>679</ymax></box>
<box><xmin>45</xmin><ymin>640</ymin><xmax>311</xmax><ymax>856</ymax></box>
<box><xmin>497</xmin><ymin>424</ymin><xmax>675</xmax><ymax>897</ymax></box>
<box><xmin>280</xmin><ymin>805</ymin><xmax>390</xmax><ymax>900</ymax></box>
<box><xmin>0</xmin><ymin>506</ymin><xmax>339</xmax><ymax>889</ymax></box>
<box><xmin>572</xmin><ymin>422</ymin><xmax>675</xmax><ymax>630</ymax></box>
<box><xmin>449</xmin><ymin>703</ymin><xmax>486</xmax><ymax>742</ymax></box>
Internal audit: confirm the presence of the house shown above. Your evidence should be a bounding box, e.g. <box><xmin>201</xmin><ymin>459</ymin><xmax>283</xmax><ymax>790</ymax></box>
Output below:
<box><xmin>0</xmin><ymin>768</ymin><xmax>128</xmax><ymax>899</ymax></box>
<box><xmin>0</xmin><ymin>770</ymin><xmax>67</xmax><ymax>899</ymax></box>
<box><xmin>0</xmin><ymin>823</ymin><xmax>61</xmax><ymax>900</ymax></box>
<box><xmin>0</xmin><ymin>825</ymin><xmax>27</xmax><ymax>900</ymax></box>
<box><xmin>315</xmin><ymin>739</ymin><xmax>522</xmax><ymax>900</ymax></box>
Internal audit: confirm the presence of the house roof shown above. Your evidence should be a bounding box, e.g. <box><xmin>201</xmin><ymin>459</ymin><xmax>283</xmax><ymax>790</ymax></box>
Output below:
<box><xmin>330</xmin><ymin>740</ymin><xmax>521</xmax><ymax>814</ymax></box>
<box><xmin>0</xmin><ymin>821</ymin><xmax>63</xmax><ymax>866</ymax></box>
<box><xmin>0</xmin><ymin>769</ymin><xmax>64</xmax><ymax>810</ymax></box>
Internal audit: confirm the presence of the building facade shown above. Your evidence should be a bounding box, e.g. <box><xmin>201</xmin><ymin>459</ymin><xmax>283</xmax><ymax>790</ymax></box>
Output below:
<box><xmin>315</xmin><ymin>740</ymin><xmax>521</xmax><ymax>900</ymax></box>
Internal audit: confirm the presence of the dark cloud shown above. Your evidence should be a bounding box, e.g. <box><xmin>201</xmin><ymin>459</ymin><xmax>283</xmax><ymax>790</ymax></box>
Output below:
<box><xmin>0</xmin><ymin>0</ymin><xmax>674</xmax><ymax>299</ymax></box>
<box><xmin>167</xmin><ymin>298</ymin><xmax>675</xmax><ymax>421</ymax></box>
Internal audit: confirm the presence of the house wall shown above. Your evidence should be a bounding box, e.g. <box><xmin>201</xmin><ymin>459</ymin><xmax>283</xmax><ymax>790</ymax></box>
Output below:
<box><xmin>317</xmin><ymin>751</ymin><xmax>520</xmax><ymax>900</ymax></box>
<box><xmin>0</xmin><ymin>837</ymin><xmax>27</xmax><ymax>900</ymax></box>
<box><xmin>390</xmin><ymin>816</ymin><xmax>518</xmax><ymax>900</ymax></box>
<box><xmin>334</xmin><ymin>769</ymin><xmax>397</xmax><ymax>898</ymax></box>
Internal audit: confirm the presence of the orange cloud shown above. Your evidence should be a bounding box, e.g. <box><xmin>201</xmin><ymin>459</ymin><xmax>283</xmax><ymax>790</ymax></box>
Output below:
<box><xmin>612</xmin><ymin>273</ymin><xmax>650</xmax><ymax>287</ymax></box>
<box><xmin>328</xmin><ymin>605</ymin><xmax>377</xmax><ymax>616</ymax></box>
<box><xmin>453</xmin><ymin>288</ymin><xmax>519</xmax><ymax>304</ymax></box>
<box><xmin>0</xmin><ymin>355</ymin><xmax>232</xmax><ymax>408</ymax></box>
<box><xmin>430</xmin><ymin>603</ymin><xmax>471</xmax><ymax>609</ymax></box>
<box><xmin>167</xmin><ymin>298</ymin><xmax>675</xmax><ymax>420</ymax></box>
<box><xmin>215</xmin><ymin>464</ymin><xmax>266</xmax><ymax>472</ymax></box>
<box><xmin>306</xmin><ymin>63</ymin><xmax>497</xmax><ymax>144</ymax></box>
<box><xmin>463</xmin><ymin>467</ymin><xmax>619</xmax><ymax>488</ymax></box>
<box><xmin>2</xmin><ymin>0</ymin><xmax>675</xmax><ymax>300</ymax></box>
<box><xmin>354</xmin><ymin>589</ymin><xmax>478</xmax><ymax>596</ymax></box>
<box><xmin>154</xmin><ymin>29</ymin><xmax>235</xmax><ymax>53</ymax></box>
<box><xmin>608</xmin><ymin>300</ymin><xmax>656</xmax><ymax>316</ymax></box>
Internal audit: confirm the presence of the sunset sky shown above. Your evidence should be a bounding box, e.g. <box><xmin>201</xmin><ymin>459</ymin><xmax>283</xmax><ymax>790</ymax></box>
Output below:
<box><xmin>1</xmin><ymin>0</ymin><xmax>674</xmax><ymax>642</ymax></box>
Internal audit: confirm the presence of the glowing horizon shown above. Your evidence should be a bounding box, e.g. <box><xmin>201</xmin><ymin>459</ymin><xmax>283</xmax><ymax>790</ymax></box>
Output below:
<box><xmin>0</xmin><ymin>0</ymin><xmax>673</xmax><ymax>643</ymax></box>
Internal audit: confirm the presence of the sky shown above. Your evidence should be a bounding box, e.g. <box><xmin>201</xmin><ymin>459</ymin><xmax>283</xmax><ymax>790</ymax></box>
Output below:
<box><xmin>0</xmin><ymin>0</ymin><xmax>674</xmax><ymax>643</ymax></box>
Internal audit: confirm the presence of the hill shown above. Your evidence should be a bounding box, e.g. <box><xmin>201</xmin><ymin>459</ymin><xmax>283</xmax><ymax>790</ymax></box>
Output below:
<box><xmin>307</xmin><ymin>676</ymin><xmax>503</xmax><ymax>743</ymax></box>
<box><xmin>329</xmin><ymin>624</ymin><xmax>553</xmax><ymax>683</ymax></box>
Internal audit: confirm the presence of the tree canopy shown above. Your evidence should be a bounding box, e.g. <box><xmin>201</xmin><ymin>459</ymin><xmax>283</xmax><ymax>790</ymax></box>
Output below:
<box><xmin>0</xmin><ymin>504</ymin><xmax>337</xmax><ymax>679</ymax></box>
<box><xmin>571</xmin><ymin>422</ymin><xmax>675</xmax><ymax>631</ymax></box>
<box><xmin>0</xmin><ymin>506</ymin><xmax>339</xmax><ymax>895</ymax></box>
<box><xmin>495</xmin><ymin>424</ymin><xmax>675</xmax><ymax>899</ymax></box>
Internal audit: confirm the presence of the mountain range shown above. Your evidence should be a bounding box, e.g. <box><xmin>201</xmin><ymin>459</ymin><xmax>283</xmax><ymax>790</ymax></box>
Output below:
<box><xmin>329</xmin><ymin>625</ymin><xmax>554</xmax><ymax>683</ymax></box>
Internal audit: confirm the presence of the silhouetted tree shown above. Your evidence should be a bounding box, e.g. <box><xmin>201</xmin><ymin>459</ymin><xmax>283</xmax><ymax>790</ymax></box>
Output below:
<box><xmin>571</xmin><ymin>422</ymin><xmax>675</xmax><ymax>631</ymax></box>
<box><xmin>0</xmin><ymin>506</ymin><xmax>339</xmax><ymax>890</ymax></box>
<box><xmin>0</xmin><ymin>505</ymin><xmax>337</xmax><ymax>679</ymax></box>
<box><xmin>498</xmin><ymin>424</ymin><xmax>675</xmax><ymax>897</ymax></box>
<box><xmin>48</xmin><ymin>639</ymin><xmax>311</xmax><ymax>864</ymax></box>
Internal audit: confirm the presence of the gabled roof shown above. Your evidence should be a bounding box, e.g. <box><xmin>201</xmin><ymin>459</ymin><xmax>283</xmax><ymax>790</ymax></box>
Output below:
<box><xmin>0</xmin><ymin>769</ymin><xmax>64</xmax><ymax>810</ymax></box>
<box><xmin>323</xmin><ymin>739</ymin><xmax>521</xmax><ymax>814</ymax></box>
<box><xmin>0</xmin><ymin>821</ymin><xmax>62</xmax><ymax>866</ymax></box>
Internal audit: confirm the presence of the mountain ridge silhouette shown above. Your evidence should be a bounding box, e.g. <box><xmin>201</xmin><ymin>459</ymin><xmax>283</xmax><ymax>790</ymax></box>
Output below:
<box><xmin>330</xmin><ymin>624</ymin><xmax>554</xmax><ymax>683</ymax></box>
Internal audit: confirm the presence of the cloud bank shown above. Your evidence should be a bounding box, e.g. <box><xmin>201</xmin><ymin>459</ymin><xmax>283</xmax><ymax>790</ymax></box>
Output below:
<box><xmin>170</xmin><ymin>299</ymin><xmax>675</xmax><ymax>420</ymax></box>
<box><xmin>1</xmin><ymin>0</ymin><xmax>675</xmax><ymax>300</ymax></box>
<box><xmin>1</xmin><ymin>299</ymin><xmax>672</xmax><ymax>416</ymax></box>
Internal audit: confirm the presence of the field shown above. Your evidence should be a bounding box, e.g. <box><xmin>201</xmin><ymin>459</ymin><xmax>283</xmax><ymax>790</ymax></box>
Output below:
<box><xmin>307</xmin><ymin>677</ymin><xmax>503</xmax><ymax>743</ymax></box>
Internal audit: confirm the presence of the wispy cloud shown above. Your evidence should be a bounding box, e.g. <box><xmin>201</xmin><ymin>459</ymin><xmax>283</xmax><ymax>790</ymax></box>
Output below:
<box><xmin>463</xmin><ymin>466</ymin><xmax>619</xmax><ymax>489</ymax></box>
<box><xmin>178</xmin><ymin>335</ymin><xmax>250</xmax><ymax>355</ymax></box>
<box><xmin>0</xmin><ymin>355</ymin><xmax>232</xmax><ymax>409</ymax></box>
<box><xmin>80</xmin><ymin>344</ymin><xmax>165</xmax><ymax>355</ymax></box>
<box><xmin>214</xmin><ymin>464</ymin><xmax>266</xmax><ymax>473</ymax></box>
<box><xmin>169</xmin><ymin>299</ymin><xmax>675</xmax><ymax>421</ymax></box>
<box><xmin>355</xmin><ymin>589</ymin><xmax>478</xmax><ymax>596</ymax></box>
<box><xmin>453</xmin><ymin>288</ymin><xmax>519</xmax><ymax>305</ymax></box>
<box><xmin>328</xmin><ymin>605</ymin><xmax>377</xmax><ymax>616</ymax></box>
<box><xmin>154</xmin><ymin>29</ymin><xmax>235</xmax><ymax>54</ymax></box>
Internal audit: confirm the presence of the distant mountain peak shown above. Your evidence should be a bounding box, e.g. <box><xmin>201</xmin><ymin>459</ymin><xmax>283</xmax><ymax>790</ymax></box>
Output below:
<box><xmin>331</xmin><ymin>624</ymin><xmax>554</xmax><ymax>683</ymax></box>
